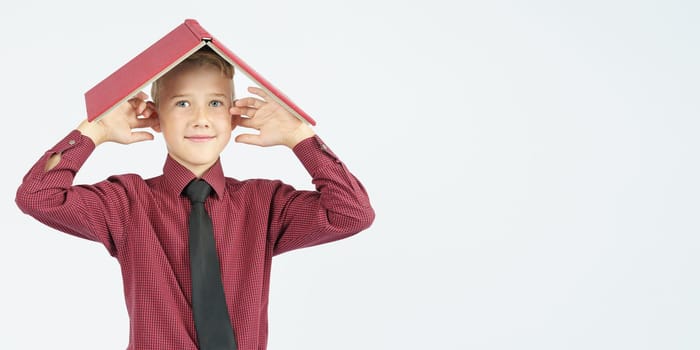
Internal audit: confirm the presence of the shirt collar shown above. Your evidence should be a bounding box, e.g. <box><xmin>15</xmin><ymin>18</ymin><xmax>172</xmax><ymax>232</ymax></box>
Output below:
<box><xmin>162</xmin><ymin>155</ymin><xmax>226</xmax><ymax>199</ymax></box>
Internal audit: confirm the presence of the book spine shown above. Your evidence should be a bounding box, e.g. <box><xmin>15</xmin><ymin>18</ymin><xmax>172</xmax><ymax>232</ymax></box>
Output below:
<box><xmin>184</xmin><ymin>19</ymin><xmax>212</xmax><ymax>40</ymax></box>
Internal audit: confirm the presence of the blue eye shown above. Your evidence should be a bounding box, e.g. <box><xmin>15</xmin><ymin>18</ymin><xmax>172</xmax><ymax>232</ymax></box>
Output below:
<box><xmin>210</xmin><ymin>100</ymin><xmax>224</xmax><ymax>107</ymax></box>
<box><xmin>175</xmin><ymin>100</ymin><xmax>190</xmax><ymax>108</ymax></box>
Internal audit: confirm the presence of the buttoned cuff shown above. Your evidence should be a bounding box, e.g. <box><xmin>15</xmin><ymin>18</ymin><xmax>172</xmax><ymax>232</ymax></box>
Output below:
<box><xmin>49</xmin><ymin>129</ymin><xmax>92</xmax><ymax>151</ymax></box>
<box><xmin>23</xmin><ymin>130</ymin><xmax>96</xmax><ymax>182</ymax></box>
<box><xmin>43</xmin><ymin>130</ymin><xmax>96</xmax><ymax>171</ymax></box>
<box><xmin>292</xmin><ymin>135</ymin><xmax>342</xmax><ymax>176</ymax></box>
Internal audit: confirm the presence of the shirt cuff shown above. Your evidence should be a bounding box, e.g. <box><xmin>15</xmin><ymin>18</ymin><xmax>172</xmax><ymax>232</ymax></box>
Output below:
<box><xmin>46</xmin><ymin>130</ymin><xmax>96</xmax><ymax>167</ymax></box>
<box><xmin>292</xmin><ymin>135</ymin><xmax>342</xmax><ymax>175</ymax></box>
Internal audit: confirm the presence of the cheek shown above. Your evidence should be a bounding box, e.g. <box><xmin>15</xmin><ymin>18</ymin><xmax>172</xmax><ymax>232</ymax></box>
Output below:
<box><xmin>159</xmin><ymin>119</ymin><xmax>176</xmax><ymax>134</ymax></box>
<box><xmin>159</xmin><ymin>117</ymin><xmax>186</xmax><ymax>139</ymax></box>
<box><xmin>213</xmin><ymin>114</ymin><xmax>233</xmax><ymax>131</ymax></box>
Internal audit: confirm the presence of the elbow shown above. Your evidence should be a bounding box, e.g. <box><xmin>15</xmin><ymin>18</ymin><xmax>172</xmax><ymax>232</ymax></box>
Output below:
<box><xmin>356</xmin><ymin>205</ymin><xmax>375</xmax><ymax>232</ymax></box>
<box><xmin>15</xmin><ymin>185</ymin><xmax>35</xmax><ymax>215</ymax></box>
<box><xmin>15</xmin><ymin>189</ymin><xmax>42</xmax><ymax>217</ymax></box>
<box><xmin>332</xmin><ymin>204</ymin><xmax>375</xmax><ymax>236</ymax></box>
<box><xmin>345</xmin><ymin>191</ymin><xmax>375</xmax><ymax>234</ymax></box>
<box><xmin>15</xmin><ymin>183</ymin><xmax>61</xmax><ymax>217</ymax></box>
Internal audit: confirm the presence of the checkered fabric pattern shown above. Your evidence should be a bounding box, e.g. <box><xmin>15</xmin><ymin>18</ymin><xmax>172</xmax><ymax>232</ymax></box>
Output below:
<box><xmin>16</xmin><ymin>130</ymin><xmax>374</xmax><ymax>350</ymax></box>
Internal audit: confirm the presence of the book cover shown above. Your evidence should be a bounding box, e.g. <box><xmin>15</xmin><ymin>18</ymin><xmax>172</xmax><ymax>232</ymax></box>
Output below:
<box><xmin>84</xmin><ymin>19</ymin><xmax>316</xmax><ymax>125</ymax></box>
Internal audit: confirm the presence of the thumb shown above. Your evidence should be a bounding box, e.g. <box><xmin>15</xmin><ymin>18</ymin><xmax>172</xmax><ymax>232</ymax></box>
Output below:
<box><xmin>134</xmin><ymin>91</ymin><xmax>149</xmax><ymax>101</ymax></box>
<box><xmin>235</xmin><ymin>133</ymin><xmax>263</xmax><ymax>146</ymax></box>
<box><xmin>128</xmin><ymin>131</ymin><xmax>155</xmax><ymax>144</ymax></box>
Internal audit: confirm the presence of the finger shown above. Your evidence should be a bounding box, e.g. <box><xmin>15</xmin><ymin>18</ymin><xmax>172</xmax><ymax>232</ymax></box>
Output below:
<box><xmin>142</xmin><ymin>102</ymin><xmax>158</xmax><ymax>118</ymax></box>
<box><xmin>235</xmin><ymin>97</ymin><xmax>264</xmax><ymax>109</ymax></box>
<box><xmin>235</xmin><ymin>133</ymin><xmax>263</xmax><ymax>146</ymax></box>
<box><xmin>134</xmin><ymin>91</ymin><xmax>149</xmax><ymax>101</ymax></box>
<box><xmin>127</xmin><ymin>96</ymin><xmax>148</xmax><ymax>115</ymax></box>
<box><xmin>134</xmin><ymin>99</ymin><xmax>149</xmax><ymax>115</ymax></box>
<box><xmin>141</xmin><ymin>109</ymin><xmax>152</xmax><ymax>118</ymax></box>
<box><xmin>234</xmin><ymin>115</ymin><xmax>258</xmax><ymax>129</ymax></box>
<box><xmin>141</xmin><ymin>108</ymin><xmax>155</xmax><ymax>119</ymax></box>
<box><xmin>247</xmin><ymin>86</ymin><xmax>269</xmax><ymax>100</ymax></box>
<box><xmin>127</xmin><ymin>131</ymin><xmax>154</xmax><ymax>144</ymax></box>
<box><xmin>128</xmin><ymin>91</ymin><xmax>148</xmax><ymax>105</ymax></box>
<box><xmin>128</xmin><ymin>97</ymin><xmax>140</xmax><ymax>110</ymax></box>
<box><xmin>132</xmin><ymin>116</ymin><xmax>159</xmax><ymax>129</ymax></box>
<box><xmin>230</xmin><ymin>106</ymin><xmax>257</xmax><ymax>118</ymax></box>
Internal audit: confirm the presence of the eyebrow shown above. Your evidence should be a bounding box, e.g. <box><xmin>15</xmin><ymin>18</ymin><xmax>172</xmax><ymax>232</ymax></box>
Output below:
<box><xmin>167</xmin><ymin>93</ymin><xmax>228</xmax><ymax>100</ymax></box>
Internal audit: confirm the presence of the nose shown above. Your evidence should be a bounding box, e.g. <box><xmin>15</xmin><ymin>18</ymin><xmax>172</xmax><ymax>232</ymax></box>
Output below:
<box><xmin>192</xmin><ymin>107</ymin><xmax>210</xmax><ymax>128</ymax></box>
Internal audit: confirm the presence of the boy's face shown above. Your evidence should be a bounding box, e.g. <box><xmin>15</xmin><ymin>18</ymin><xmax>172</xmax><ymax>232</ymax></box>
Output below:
<box><xmin>156</xmin><ymin>65</ymin><xmax>234</xmax><ymax>176</ymax></box>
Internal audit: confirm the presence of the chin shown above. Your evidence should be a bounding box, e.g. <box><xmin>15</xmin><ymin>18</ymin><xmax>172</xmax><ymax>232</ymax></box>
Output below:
<box><xmin>189</xmin><ymin>157</ymin><xmax>218</xmax><ymax>167</ymax></box>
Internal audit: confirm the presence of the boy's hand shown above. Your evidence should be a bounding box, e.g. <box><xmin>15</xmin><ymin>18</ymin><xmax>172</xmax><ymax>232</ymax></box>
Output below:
<box><xmin>231</xmin><ymin>87</ymin><xmax>315</xmax><ymax>149</ymax></box>
<box><xmin>78</xmin><ymin>92</ymin><xmax>158</xmax><ymax>146</ymax></box>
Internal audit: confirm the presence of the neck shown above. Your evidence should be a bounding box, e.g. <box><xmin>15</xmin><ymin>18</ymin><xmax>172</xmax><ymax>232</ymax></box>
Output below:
<box><xmin>169</xmin><ymin>154</ymin><xmax>217</xmax><ymax>178</ymax></box>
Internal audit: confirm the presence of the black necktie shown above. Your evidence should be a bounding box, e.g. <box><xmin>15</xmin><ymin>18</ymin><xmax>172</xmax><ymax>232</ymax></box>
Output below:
<box><xmin>185</xmin><ymin>180</ymin><xmax>237</xmax><ymax>350</ymax></box>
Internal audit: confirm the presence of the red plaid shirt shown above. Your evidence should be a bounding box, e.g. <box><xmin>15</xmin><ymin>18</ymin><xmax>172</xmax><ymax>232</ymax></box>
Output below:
<box><xmin>16</xmin><ymin>130</ymin><xmax>374</xmax><ymax>350</ymax></box>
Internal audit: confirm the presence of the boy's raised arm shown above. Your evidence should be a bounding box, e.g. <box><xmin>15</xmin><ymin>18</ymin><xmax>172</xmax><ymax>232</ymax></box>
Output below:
<box><xmin>230</xmin><ymin>86</ymin><xmax>375</xmax><ymax>255</ymax></box>
<box><xmin>269</xmin><ymin>134</ymin><xmax>375</xmax><ymax>255</ymax></box>
<box><xmin>15</xmin><ymin>93</ymin><xmax>158</xmax><ymax>256</ymax></box>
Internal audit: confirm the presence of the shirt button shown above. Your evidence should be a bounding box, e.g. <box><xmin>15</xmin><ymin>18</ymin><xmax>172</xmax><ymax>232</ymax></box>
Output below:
<box><xmin>68</xmin><ymin>140</ymin><xmax>76</xmax><ymax>145</ymax></box>
<box><xmin>320</xmin><ymin>144</ymin><xmax>328</xmax><ymax>151</ymax></box>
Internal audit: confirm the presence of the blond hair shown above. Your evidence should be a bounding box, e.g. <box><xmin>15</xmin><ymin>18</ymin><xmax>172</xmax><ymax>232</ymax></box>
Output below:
<box><xmin>151</xmin><ymin>47</ymin><xmax>234</xmax><ymax>106</ymax></box>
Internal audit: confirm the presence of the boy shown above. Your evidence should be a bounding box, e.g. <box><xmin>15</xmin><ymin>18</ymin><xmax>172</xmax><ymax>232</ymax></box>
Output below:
<box><xmin>16</xmin><ymin>48</ymin><xmax>374</xmax><ymax>349</ymax></box>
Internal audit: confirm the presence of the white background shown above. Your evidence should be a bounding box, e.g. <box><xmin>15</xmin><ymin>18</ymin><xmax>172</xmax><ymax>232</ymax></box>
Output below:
<box><xmin>1</xmin><ymin>0</ymin><xmax>699</xmax><ymax>349</ymax></box>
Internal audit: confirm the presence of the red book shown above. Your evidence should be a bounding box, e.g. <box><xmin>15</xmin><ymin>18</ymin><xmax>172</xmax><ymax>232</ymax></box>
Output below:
<box><xmin>84</xmin><ymin>19</ymin><xmax>316</xmax><ymax>125</ymax></box>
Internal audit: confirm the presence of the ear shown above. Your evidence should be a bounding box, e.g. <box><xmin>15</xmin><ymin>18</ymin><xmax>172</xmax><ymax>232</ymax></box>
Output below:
<box><xmin>152</xmin><ymin>119</ymin><xmax>162</xmax><ymax>133</ymax></box>
<box><xmin>146</xmin><ymin>101</ymin><xmax>162</xmax><ymax>133</ymax></box>
<box><xmin>230</xmin><ymin>113</ymin><xmax>239</xmax><ymax>131</ymax></box>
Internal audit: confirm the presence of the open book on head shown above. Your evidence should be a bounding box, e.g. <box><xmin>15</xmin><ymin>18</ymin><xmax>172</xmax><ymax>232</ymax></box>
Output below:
<box><xmin>84</xmin><ymin>19</ymin><xmax>316</xmax><ymax>126</ymax></box>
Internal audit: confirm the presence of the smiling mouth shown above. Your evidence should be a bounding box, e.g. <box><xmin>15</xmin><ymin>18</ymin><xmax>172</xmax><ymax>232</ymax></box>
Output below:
<box><xmin>185</xmin><ymin>136</ymin><xmax>215</xmax><ymax>143</ymax></box>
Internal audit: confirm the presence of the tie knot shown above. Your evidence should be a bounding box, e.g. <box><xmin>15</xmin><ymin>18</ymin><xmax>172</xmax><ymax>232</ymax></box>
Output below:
<box><xmin>185</xmin><ymin>180</ymin><xmax>212</xmax><ymax>203</ymax></box>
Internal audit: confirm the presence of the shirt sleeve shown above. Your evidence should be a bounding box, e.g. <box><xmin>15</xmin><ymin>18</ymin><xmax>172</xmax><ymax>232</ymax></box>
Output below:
<box><xmin>269</xmin><ymin>135</ymin><xmax>375</xmax><ymax>255</ymax></box>
<box><xmin>15</xmin><ymin>130</ymin><xmax>129</xmax><ymax>256</ymax></box>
